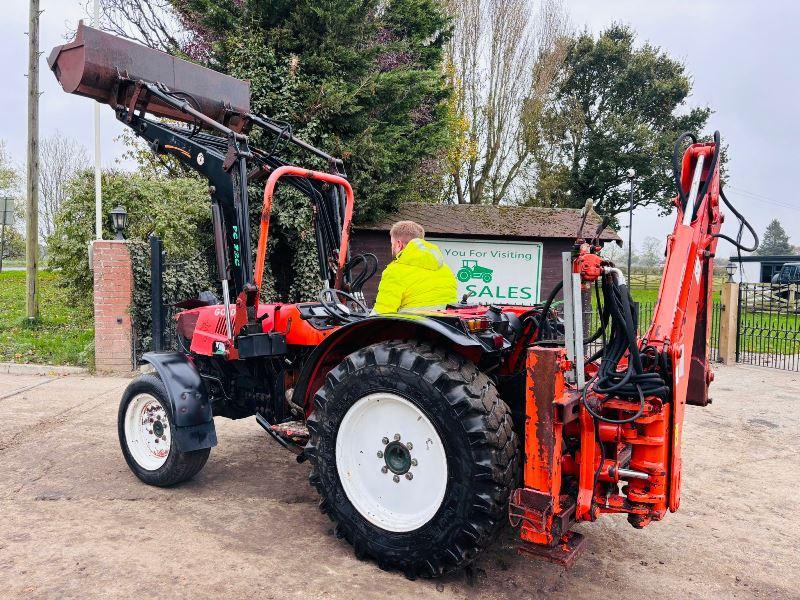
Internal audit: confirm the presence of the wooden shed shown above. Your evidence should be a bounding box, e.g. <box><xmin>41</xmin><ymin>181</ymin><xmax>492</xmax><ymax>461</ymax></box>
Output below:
<box><xmin>350</xmin><ymin>203</ymin><xmax>621</xmax><ymax>306</ymax></box>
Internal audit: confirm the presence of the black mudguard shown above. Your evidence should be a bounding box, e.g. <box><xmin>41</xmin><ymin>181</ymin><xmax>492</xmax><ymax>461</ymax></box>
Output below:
<box><xmin>142</xmin><ymin>352</ymin><xmax>217</xmax><ymax>452</ymax></box>
<box><xmin>293</xmin><ymin>314</ymin><xmax>488</xmax><ymax>412</ymax></box>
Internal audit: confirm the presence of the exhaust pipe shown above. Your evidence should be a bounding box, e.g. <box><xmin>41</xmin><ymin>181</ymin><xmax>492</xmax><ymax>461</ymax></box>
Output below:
<box><xmin>47</xmin><ymin>21</ymin><xmax>250</xmax><ymax>131</ymax></box>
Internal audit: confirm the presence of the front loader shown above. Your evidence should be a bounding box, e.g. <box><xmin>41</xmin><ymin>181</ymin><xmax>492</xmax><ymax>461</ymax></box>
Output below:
<box><xmin>50</xmin><ymin>24</ymin><xmax>757</xmax><ymax>578</ymax></box>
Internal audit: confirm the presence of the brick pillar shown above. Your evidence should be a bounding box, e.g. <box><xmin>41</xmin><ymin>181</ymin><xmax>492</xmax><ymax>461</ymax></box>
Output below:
<box><xmin>93</xmin><ymin>240</ymin><xmax>134</xmax><ymax>374</ymax></box>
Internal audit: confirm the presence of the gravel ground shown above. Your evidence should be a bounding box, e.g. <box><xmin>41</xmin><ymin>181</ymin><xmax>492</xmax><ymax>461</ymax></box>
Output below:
<box><xmin>0</xmin><ymin>364</ymin><xmax>798</xmax><ymax>599</ymax></box>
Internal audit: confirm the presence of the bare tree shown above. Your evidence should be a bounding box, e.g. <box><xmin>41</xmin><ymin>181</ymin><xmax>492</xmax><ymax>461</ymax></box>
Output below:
<box><xmin>0</xmin><ymin>140</ymin><xmax>18</xmax><ymax>194</ymax></box>
<box><xmin>634</xmin><ymin>236</ymin><xmax>664</xmax><ymax>268</ymax></box>
<box><xmin>600</xmin><ymin>241</ymin><xmax>625</xmax><ymax>265</ymax></box>
<box><xmin>39</xmin><ymin>133</ymin><xmax>89</xmax><ymax>241</ymax></box>
<box><xmin>94</xmin><ymin>0</ymin><xmax>189</xmax><ymax>54</ymax></box>
<box><xmin>445</xmin><ymin>0</ymin><xmax>569</xmax><ymax>205</ymax></box>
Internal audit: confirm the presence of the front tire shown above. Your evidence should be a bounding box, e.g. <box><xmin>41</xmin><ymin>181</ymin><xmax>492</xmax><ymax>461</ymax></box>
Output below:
<box><xmin>306</xmin><ymin>341</ymin><xmax>518</xmax><ymax>577</ymax></box>
<box><xmin>118</xmin><ymin>374</ymin><xmax>210</xmax><ymax>487</ymax></box>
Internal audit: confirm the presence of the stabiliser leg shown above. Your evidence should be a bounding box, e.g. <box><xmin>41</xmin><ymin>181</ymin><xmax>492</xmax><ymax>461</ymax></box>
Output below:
<box><xmin>516</xmin><ymin>531</ymin><xmax>587</xmax><ymax>568</ymax></box>
<box><xmin>509</xmin><ymin>346</ymin><xmax>587</xmax><ymax>567</ymax></box>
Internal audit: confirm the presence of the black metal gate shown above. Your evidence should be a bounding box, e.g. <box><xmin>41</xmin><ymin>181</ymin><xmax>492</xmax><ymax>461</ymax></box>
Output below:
<box><xmin>149</xmin><ymin>235</ymin><xmax>211</xmax><ymax>354</ymax></box>
<box><xmin>150</xmin><ymin>235</ymin><xmax>166</xmax><ymax>352</ymax></box>
<box><xmin>582</xmin><ymin>299</ymin><xmax>722</xmax><ymax>361</ymax></box>
<box><xmin>736</xmin><ymin>283</ymin><xmax>800</xmax><ymax>371</ymax></box>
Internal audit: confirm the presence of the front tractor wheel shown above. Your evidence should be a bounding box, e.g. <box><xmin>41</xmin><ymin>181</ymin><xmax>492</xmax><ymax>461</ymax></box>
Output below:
<box><xmin>306</xmin><ymin>341</ymin><xmax>518</xmax><ymax>577</ymax></box>
<box><xmin>118</xmin><ymin>374</ymin><xmax>210</xmax><ymax>487</ymax></box>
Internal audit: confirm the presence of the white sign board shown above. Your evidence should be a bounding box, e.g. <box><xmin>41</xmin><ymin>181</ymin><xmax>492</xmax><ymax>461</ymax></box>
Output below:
<box><xmin>429</xmin><ymin>238</ymin><xmax>543</xmax><ymax>305</ymax></box>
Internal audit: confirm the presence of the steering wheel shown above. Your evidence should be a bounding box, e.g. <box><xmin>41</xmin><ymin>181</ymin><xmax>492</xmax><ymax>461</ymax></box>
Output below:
<box><xmin>318</xmin><ymin>288</ymin><xmax>371</xmax><ymax>323</ymax></box>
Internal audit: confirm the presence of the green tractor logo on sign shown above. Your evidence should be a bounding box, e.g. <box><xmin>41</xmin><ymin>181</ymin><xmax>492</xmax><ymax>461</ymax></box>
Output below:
<box><xmin>456</xmin><ymin>259</ymin><xmax>493</xmax><ymax>283</ymax></box>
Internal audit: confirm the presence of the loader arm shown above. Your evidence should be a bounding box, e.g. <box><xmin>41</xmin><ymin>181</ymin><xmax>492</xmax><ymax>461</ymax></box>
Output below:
<box><xmin>119</xmin><ymin>108</ymin><xmax>254</xmax><ymax>294</ymax></box>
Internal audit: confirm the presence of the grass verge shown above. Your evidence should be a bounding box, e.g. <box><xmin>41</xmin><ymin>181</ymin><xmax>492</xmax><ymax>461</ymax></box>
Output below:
<box><xmin>0</xmin><ymin>270</ymin><xmax>94</xmax><ymax>366</ymax></box>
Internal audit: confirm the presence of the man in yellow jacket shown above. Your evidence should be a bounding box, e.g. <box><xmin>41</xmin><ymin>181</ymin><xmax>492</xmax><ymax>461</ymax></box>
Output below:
<box><xmin>373</xmin><ymin>220</ymin><xmax>458</xmax><ymax>313</ymax></box>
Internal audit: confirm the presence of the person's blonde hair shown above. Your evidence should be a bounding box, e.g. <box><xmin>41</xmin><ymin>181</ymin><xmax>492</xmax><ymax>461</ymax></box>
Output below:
<box><xmin>390</xmin><ymin>220</ymin><xmax>425</xmax><ymax>244</ymax></box>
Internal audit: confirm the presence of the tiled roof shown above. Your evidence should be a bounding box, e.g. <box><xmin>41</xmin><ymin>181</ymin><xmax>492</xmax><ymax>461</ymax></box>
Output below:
<box><xmin>358</xmin><ymin>203</ymin><xmax>621</xmax><ymax>241</ymax></box>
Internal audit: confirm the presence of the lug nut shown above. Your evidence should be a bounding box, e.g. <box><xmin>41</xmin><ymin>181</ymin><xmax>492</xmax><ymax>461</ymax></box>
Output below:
<box><xmin>406</xmin><ymin>442</ymin><xmax>413</xmax><ymax>450</ymax></box>
<box><xmin>393</xmin><ymin>433</ymin><xmax>401</xmax><ymax>441</ymax></box>
<box><xmin>405</xmin><ymin>472</ymin><xmax>413</xmax><ymax>480</ymax></box>
<box><xmin>381</xmin><ymin>466</ymin><xmax>388</xmax><ymax>474</ymax></box>
<box><xmin>382</xmin><ymin>437</ymin><xmax>389</xmax><ymax>445</ymax></box>
<box><xmin>411</xmin><ymin>459</ymin><xmax>418</xmax><ymax>466</ymax></box>
<box><xmin>377</xmin><ymin>451</ymin><xmax>383</xmax><ymax>458</ymax></box>
<box><xmin>393</xmin><ymin>475</ymin><xmax>400</xmax><ymax>483</ymax></box>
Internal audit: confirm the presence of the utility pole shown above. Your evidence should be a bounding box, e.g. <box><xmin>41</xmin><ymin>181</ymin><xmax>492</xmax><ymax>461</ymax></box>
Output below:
<box><xmin>626</xmin><ymin>168</ymin><xmax>636</xmax><ymax>278</ymax></box>
<box><xmin>0</xmin><ymin>199</ymin><xmax>8</xmax><ymax>273</ymax></box>
<box><xmin>93</xmin><ymin>0</ymin><xmax>103</xmax><ymax>239</ymax></box>
<box><xmin>26</xmin><ymin>0</ymin><xmax>40</xmax><ymax>320</ymax></box>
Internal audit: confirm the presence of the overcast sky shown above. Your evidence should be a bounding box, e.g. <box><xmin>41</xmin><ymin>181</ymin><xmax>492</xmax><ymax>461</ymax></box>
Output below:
<box><xmin>1</xmin><ymin>1</ymin><xmax>797</xmax><ymax>259</ymax></box>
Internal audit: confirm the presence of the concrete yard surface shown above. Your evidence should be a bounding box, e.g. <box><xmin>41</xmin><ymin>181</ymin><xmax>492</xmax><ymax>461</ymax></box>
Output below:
<box><xmin>0</xmin><ymin>364</ymin><xmax>798</xmax><ymax>599</ymax></box>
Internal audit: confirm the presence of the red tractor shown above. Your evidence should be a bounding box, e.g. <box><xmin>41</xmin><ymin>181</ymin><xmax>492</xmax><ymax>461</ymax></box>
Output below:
<box><xmin>50</xmin><ymin>25</ymin><xmax>756</xmax><ymax>578</ymax></box>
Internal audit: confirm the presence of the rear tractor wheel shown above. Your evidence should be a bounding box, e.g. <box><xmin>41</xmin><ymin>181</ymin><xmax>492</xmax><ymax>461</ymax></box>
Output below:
<box><xmin>306</xmin><ymin>341</ymin><xmax>518</xmax><ymax>577</ymax></box>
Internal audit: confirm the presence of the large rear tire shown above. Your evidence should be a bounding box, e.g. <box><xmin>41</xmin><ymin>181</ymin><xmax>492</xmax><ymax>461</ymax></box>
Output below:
<box><xmin>118</xmin><ymin>374</ymin><xmax>210</xmax><ymax>487</ymax></box>
<box><xmin>306</xmin><ymin>341</ymin><xmax>518</xmax><ymax>578</ymax></box>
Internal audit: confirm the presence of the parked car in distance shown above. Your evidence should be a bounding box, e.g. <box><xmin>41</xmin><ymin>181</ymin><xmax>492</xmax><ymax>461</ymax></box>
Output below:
<box><xmin>771</xmin><ymin>262</ymin><xmax>800</xmax><ymax>284</ymax></box>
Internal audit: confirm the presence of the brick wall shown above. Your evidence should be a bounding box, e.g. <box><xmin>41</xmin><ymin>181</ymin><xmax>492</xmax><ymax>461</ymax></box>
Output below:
<box><xmin>349</xmin><ymin>230</ymin><xmax>573</xmax><ymax>306</ymax></box>
<box><xmin>92</xmin><ymin>241</ymin><xmax>134</xmax><ymax>374</ymax></box>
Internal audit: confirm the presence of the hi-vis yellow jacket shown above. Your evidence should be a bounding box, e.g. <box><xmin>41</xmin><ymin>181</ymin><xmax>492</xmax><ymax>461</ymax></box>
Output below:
<box><xmin>373</xmin><ymin>238</ymin><xmax>458</xmax><ymax>313</ymax></box>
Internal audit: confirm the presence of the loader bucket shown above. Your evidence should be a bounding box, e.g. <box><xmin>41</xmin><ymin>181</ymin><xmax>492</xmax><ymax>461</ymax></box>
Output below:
<box><xmin>47</xmin><ymin>21</ymin><xmax>250</xmax><ymax>131</ymax></box>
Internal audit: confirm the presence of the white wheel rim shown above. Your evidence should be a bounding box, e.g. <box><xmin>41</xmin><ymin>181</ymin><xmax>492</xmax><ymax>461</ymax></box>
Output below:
<box><xmin>335</xmin><ymin>392</ymin><xmax>448</xmax><ymax>533</ymax></box>
<box><xmin>124</xmin><ymin>393</ymin><xmax>171</xmax><ymax>470</ymax></box>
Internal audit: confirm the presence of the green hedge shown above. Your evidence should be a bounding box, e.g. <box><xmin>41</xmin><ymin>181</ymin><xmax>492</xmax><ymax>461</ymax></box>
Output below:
<box><xmin>48</xmin><ymin>170</ymin><xmax>214</xmax><ymax>305</ymax></box>
<box><xmin>49</xmin><ymin>171</ymin><xmax>217</xmax><ymax>358</ymax></box>
<box><xmin>48</xmin><ymin>170</ymin><xmax>327</xmax><ymax>360</ymax></box>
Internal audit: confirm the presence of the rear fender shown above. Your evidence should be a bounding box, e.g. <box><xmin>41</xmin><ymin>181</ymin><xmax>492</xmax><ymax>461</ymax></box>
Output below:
<box><xmin>142</xmin><ymin>352</ymin><xmax>217</xmax><ymax>452</ymax></box>
<box><xmin>293</xmin><ymin>314</ymin><xmax>486</xmax><ymax>415</ymax></box>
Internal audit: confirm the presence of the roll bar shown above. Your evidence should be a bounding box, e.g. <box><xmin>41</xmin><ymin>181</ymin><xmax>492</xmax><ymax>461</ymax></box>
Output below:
<box><xmin>254</xmin><ymin>166</ymin><xmax>354</xmax><ymax>291</ymax></box>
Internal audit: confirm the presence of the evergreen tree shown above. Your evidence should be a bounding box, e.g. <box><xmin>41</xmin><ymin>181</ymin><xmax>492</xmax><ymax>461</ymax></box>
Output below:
<box><xmin>533</xmin><ymin>25</ymin><xmax>710</xmax><ymax>223</ymax></box>
<box><xmin>757</xmin><ymin>219</ymin><xmax>792</xmax><ymax>255</ymax></box>
<box><xmin>173</xmin><ymin>0</ymin><xmax>453</xmax><ymax>221</ymax></box>
<box><xmin>116</xmin><ymin>0</ymin><xmax>455</xmax><ymax>300</ymax></box>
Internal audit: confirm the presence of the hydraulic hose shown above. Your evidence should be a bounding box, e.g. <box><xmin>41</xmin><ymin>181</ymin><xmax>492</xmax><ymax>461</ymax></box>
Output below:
<box><xmin>343</xmin><ymin>253</ymin><xmax>378</xmax><ymax>295</ymax></box>
<box><xmin>672</xmin><ymin>131</ymin><xmax>697</xmax><ymax>212</ymax></box>
<box><xmin>714</xmin><ymin>186</ymin><xmax>759</xmax><ymax>252</ymax></box>
<box><xmin>512</xmin><ymin>280</ymin><xmax>564</xmax><ymax>372</ymax></box>
<box><xmin>672</xmin><ymin>130</ymin><xmax>722</xmax><ymax>223</ymax></box>
<box><xmin>673</xmin><ymin>130</ymin><xmax>759</xmax><ymax>255</ymax></box>
<box><xmin>691</xmin><ymin>131</ymin><xmax>721</xmax><ymax>221</ymax></box>
<box><xmin>537</xmin><ymin>280</ymin><xmax>564</xmax><ymax>335</ymax></box>
<box><xmin>592</xmin><ymin>276</ymin><xmax>668</xmax><ymax>398</ymax></box>
<box><xmin>581</xmin><ymin>273</ymin><xmax>668</xmax><ymax>425</ymax></box>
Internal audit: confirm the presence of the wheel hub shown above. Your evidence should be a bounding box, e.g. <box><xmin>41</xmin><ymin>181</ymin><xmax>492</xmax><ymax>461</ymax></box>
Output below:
<box><xmin>124</xmin><ymin>393</ymin><xmax>171</xmax><ymax>471</ymax></box>
<box><xmin>383</xmin><ymin>440</ymin><xmax>411</xmax><ymax>475</ymax></box>
<box><xmin>335</xmin><ymin>392</ymin><xmax>448</xmax><ymax>533</ymax></box>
